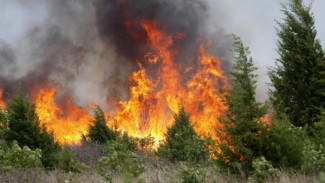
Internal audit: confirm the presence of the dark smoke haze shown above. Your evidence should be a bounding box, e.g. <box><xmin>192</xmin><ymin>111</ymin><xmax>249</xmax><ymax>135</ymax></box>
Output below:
<box><xmin>0</xmin><ymin>0</ymin><xmax>232</xmax><ymax>109</ymax></box>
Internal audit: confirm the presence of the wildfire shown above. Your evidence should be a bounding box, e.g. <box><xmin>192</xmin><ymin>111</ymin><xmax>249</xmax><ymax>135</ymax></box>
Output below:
<box><xmin>0</xmin><ymin>15</ymin><xmax>229</xmax><ymax>147</ymax></box>
<box><xmin>35</xmin><ymin>87</ymin><xmax>92</xmax><ymax>144</ymax></box>
<box><xmin>184</xmin><ymin>43</ymin><xmax>229</xmax><ymax>138</ymax></box>
<box><xmin>109</xmin><ymin>20</ymin><xmax>228</xmax><ymax>144</ymax></box>
<box><xmin>0</xmin><ymin>89</ymin><xmax>5</xmax><ymax>109</ymax></box>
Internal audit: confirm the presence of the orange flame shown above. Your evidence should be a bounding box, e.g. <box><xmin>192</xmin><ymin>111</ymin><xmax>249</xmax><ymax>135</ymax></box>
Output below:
<box><xmin>0</xmin><ymin>20</ymin><xmax>229</xmax><ymax>147</ymax></box>
<box><xmin>184</xmin><ymin>43</ymin><xmax>229</xmax><ymax>139</ymax></box>
<box><xmin>35</xmin><ymin>87</ymin><xmax>92</xmax><ymax>144</ymax></box>
<box><xmin>109</xmin><ymin>20</ymin><xmax>228</xmax><ymax>145</ymax></box>
<box><xmin>0</xmin><ymin>89</ymin><xmax>5</xmax><ymax>109</ymax></box>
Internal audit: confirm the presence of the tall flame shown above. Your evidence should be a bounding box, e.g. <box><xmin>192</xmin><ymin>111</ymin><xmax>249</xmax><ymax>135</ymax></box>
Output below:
<box><xmin>109</xmin><ymin>20</ymin><xmax>228</xmax><ymax>144</ymax></box>
<box><xmin>0</xmin><ymin>20</ymin><xmax>229</xmax><ymax>146</ymax></box>
<box><xmin>35</xmin><ymin>87</ymin><xmax>92</xmax><ymax>144</ymax></box>
<box><xmin>0</xmin><ymin>89</ymin><xmax>5</xmax><ymax>108</ymax></box>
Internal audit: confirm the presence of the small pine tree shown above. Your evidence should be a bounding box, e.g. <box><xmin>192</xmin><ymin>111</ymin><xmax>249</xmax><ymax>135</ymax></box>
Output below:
<box><xmin>216</xmin><ymin>35</ymin><xmax>268</xmax><ymax>171</ymax></box>
<box><xmin>4</xmin><ymin>87</ymin><xmax>61</xmax><ymax>168</ymax></box>
<box><xmin>85</xmin><ymin>106</ymin><xmax>118</xmax><ymax>144</ymax></box>
<box><xmin>269</xmin><ymin>0</ymin><xmax>325</xmax><ymax>128</ymax></box>
<box><xmin>157</xmin><ymin>106</ymin><xmax>209</xmax><ymax>162</ymax></box>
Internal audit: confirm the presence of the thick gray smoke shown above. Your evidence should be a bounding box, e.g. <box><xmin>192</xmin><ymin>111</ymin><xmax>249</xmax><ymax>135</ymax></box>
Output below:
<box><xmin>0</xmin><ymin>0</ymin><xmax>130</xmax><ymax>109</ymax></box>
<box><xmin>0</xmin><ymin>0</ymin><xmax>232</xmax><ymax>109</ymax></box>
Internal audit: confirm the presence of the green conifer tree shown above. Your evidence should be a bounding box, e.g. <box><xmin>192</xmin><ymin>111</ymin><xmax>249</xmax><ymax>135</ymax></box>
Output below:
<box><xmin>269</xmin><ymin>0</ymin><xmax>325</xmax><ymax>128</ymax></box>
<box><xmin>157</xmin><ymin>106</ymin><xmax>208</xmax><ymax>162</ymax></box>
<box><xmin>85</xmin><ymin>106</ymin><xmax>118</xmax><ymax>144</ymax></box>
<box><xmin>216</xmin><ymin>35</ymin><xmax>268</xmax><ymax>171</ymax></box>
<box><xmin>4</xmin><ymin>87</ymin><xmax>61</xmax><ymax>168</ymax></box>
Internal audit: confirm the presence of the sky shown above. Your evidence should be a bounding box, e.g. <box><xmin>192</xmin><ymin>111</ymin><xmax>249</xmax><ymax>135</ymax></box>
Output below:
<box><xmin>206</xmin><ymin>0</ymin><xmax>325</xmax><ymax>101</ymax></box>
<box><xmin>0</xmin><ymin>0</ymin><xmax>324</xmax><ymax>103</ymax></box>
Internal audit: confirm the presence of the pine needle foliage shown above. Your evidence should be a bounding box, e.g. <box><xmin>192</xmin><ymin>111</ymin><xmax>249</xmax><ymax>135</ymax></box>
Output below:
<box><xmin>4</xmin><ymin>87</ymin><xmax>61</xmax><ymax>168</ymax></box>
<box><xmin>216</xmin><ymin>35</ymin><xmax>268</xmax><ymax>171</ymax></box>
<box><xmin>157</xmin><ymin>106</ymin><xmax>209</xmax><ymax>162</ymax></box>
<box><xmin>269</xmin><ymin>0</ymin><xmax>325</xmax><ymax>128</ymax></box>
<box><xmin>85</xmin><ymin>106</ymin><xmax>118</xmax><ymax>144</ymax></box>
<box><xmin>265</xmin><ymin>114</ymin><xmax>306</xmax><ymax>169</ymax></box>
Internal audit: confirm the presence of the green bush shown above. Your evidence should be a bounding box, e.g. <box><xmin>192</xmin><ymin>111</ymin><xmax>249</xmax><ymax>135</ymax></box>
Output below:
<box><xmin>301</xmin><ymin>109</ymin><xmax>325</xmax><ymax>173</ymax></box>
<box><xmin>58</xmin><ymin>145</ymin><xmax>86</xmax><ymax>173</ymax></box>
<box><xmin>157</xmin><ymin>107</ymin><xmax>209</xmax><ymax>162</ymax></box>
<box><xmin>138</xmin><ymin>134</ymin><xmax>155</xmax><ymax>149</ymax></box>
<box><xmin>118</xmin><ymin>131</ymin><xmax>138</xmax><ymax>152</ymax></box>
<box><xmin>0</xmin><ymin>107</ymin><xmax>9</xmax><ymax>148</ymax></box>
<box><xmin>250</xmin><ymin>156</ymin><xmax>279</xmax><ymax>182</ymax></box>
<box><xmin>0</xmin><ymin>140</ymin><xmax>42</xmax><ymax>171</ymax></box>
<box><xmin>301</xmin><ymin>141</ymin><xmax>325</xmax><ymax>173</ymax></box>
<box><xmin>97</xmin><ymin>137</ymin><xmax>144</xmax><ymax>182</ymax></box>
<box><xmin>4</xmin><ymin>88</ymin><xmax>61</xmax><ymax>168</ymax></box>
<box><xmin>178</xmin><ymin>163</ymin><xmax>206</xmax><ymax>183</ymax></box>
<box><xmin>0</xmin><ymin>105</ymin><xmax>8</xmax><ymax>127</ymax></box>
<box><xmin>312</xmin><ymin>109</ymin><xmax>325</xmax><ymax>143</ymax></box>
<box><xmin>265</xmin><ymin>115</ymin><xmax>306</xmax><ymax>169</ymax></box>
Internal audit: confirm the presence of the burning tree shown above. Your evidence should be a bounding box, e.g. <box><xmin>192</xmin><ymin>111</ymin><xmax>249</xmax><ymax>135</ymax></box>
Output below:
<box><xmin>216</xmin><ymin>35</ymin><xmax>268</xmax><ymax>171</ymax></box>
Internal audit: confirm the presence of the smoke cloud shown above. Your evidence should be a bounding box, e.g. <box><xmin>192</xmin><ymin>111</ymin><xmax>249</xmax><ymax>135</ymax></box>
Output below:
<box><xmin>0</xmin><ymin>0</ymin><xmax>234</xmax><ymax>109</ymax></box>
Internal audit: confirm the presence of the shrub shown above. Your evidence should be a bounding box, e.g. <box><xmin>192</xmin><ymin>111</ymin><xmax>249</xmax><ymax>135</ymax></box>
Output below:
<box><xmin>312</xmin><ymin>109</ymin><xmax>325</xmax><ymax>144</ymax></box>
<box><xmin>0</xmin><ymin>105</ymin><xmax>8</xmax><ymax>128</ymax></box>
<box><xmin>4</xmin><ymin>88</ymin><xmax>61</xmax><ymax>168</ymax></box>
<box><xmin>265</xmin><ymin>115</ymin><xmax>306</xmax><ymax>169</ymax></box>
<box><xmin>138</xmin><ymin>134</ymin><xmax>155</xmax><ymax>149</ymax></box>
<box><xmin>0</xmin><ymin>140</ymin><xmax>42</xmax><ymax>171</ymax></box>
<box><xmin>157</xmin><ymin>107</ymin><xmax>209</xmax><ymax>162</ymax></box>
<box><xmin>97</xmin><ymin>137</ymin><xmax>144</xmax><ymax>182</ymax></box>
<box><xmin>301</xmin><ymin>109</ymin><xmax>325</xmax><ymax>173</ymax></box>
<box><xmin>58</xmin><ymin>145</ymin><xmax>86</xmax><ymax>173</ymax></box>
<box><xmin>178</xmin><ymin>163</ymin><xmax>206</xmax><ymax>183</ymax></box>
<box><xmin>118</xmin><ymin>131</ymin><xmax>138</xmax><ymax>152</ymax></box>
<box><xmin>301</xmin><ymin>141</ymin><xmax>325</xmax><ymax>173</ymax></box>
<box><xmin>250</xmin><ymin>156</ymin><xmax>279</xmax><ymax>182</ymax></box>
<box><xmin>0</xmin><ymin>107</ymin><xmax>9</xmax><ymax>148</ymax></box>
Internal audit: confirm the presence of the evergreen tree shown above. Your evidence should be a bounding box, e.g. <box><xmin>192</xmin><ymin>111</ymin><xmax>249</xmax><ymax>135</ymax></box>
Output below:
<box><xmin>4</xmin><ymin>87</ymin><xmax>61</xmax><ymax>168</ymax></box>
<box><xmin>269</xmin><ymin>0</ymin><xmax>325</xmax><ymax>128</ymax></box>
<box><xmin>216</xmin><ymin>35</ymin><xmax>268</xmax><ymax>171</ymax></box>
<box><xmin>85</xmin><ymin>106</ymin><xmax>118</xmax><ymax>144</ymax></box>
<box><xmin>157</xmin><ymin>106</ymin><xmax>209</xmax><ymax>162</ymax></box>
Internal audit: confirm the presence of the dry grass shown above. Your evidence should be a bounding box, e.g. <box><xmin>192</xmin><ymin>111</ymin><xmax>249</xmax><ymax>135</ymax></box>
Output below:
<box><xmin>0</xmin><ymin>143</ymin><xmax>320</xmax><ymax>183</ymax></box>
<box><xmin>70</xmin><ymin>141</ymin><xmax>107</xmax><ymax>168</ymax></box>
<box><xmin>0</xmin><ymin>166</ymin><xmax>320</xmax><ymax>183</ymax></box>
<box><xmin>0</xmin><ymin>168</ymin><xmax>107</xmax><ymax>183</ymax></box>
<box><xmin>268</xmin><ymin>171</ymin><xmax>318</xmax><ymax>183</ymax></box>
